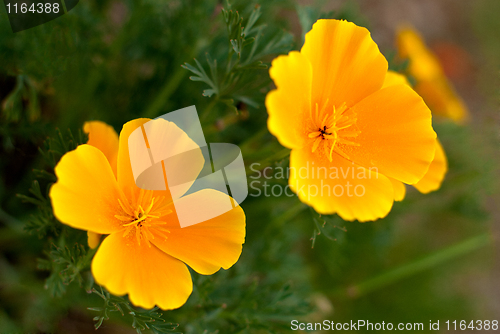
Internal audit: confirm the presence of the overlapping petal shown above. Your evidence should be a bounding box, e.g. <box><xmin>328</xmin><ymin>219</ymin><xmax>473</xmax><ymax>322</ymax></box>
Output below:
<box><xmin>87</xmin><ymin>231</ymin><xmax>101</xmax><ymax>249</ymax></box>
<box><xmin>414</xmin><ymin>139</ymin><xmax>447</xmax><ymax>193</ymax></box>
<box><xmin>84</xmin><ymin>121</ymin><xmax>119</xmax><ymax>176</ymax></box>
<box><xmin>83</xmin><ymin>121</ymin><xmax>120</xmax><ymax>248</ymax></box>
<box><xmin>91</xmin><ymin>232</ymin><xmax>192</xmax><ymax>310</ymax></box>
<box><xmin>381</xmin><ymin>70</ymin><xmax>448</xmax><ymax>194</ymax></box>
<box><xmin>389</xmin><ymin>178</ymin><xmax>407</xmax><ymax>202</ymax></box>
<box><xmin>152</xmin><ymin>189</ymin><xmax>246</xmax><ymax>275</ymax></box>
<box><xmin>301</xmin><ymin>19</ymin><xmax>388</xmax><ymax>108</ymax></box>
<box><xmin>50</xmin><ymin>145</ymin><xmax>122</xmax><ymax>234</ymax></box>
<box><xmin>289</xmin><ymin>146</ymin><xmax>394</xmax><ymax>222</ymax></box>
<box><xmin>346</xmin><ymin>84</ymin><xmax>437</xmax><ymax>184</ymax></box>
<box><xmin>382</xmin><ymin>70</ymin><xmax>410</xmax><ymax>89</ymax></box>
<box><xmin>117</xmin><ymin>118</ymin><xmax>151</xmax><ymax>192</ymax></box>
<box><xmin>266</xmin><ymin>51</ymin><xmax>312</xmax><ymax>149</ymax></box>
<box><xmin>137</xmin><ymin>118</ymin><xmax>205</xmax><ymax>200</ymax></box>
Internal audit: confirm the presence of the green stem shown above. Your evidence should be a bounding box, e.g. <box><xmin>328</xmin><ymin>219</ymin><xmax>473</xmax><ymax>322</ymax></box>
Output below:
<box><xmin>60</xmin><ymin>0</ymin><xmax>68</xmax><ymax>13</ymax></box>
<box><xmin>334</xmin><ymin>233</ymin><xmax>492</xmax><ymax>298</ymax></box>
<box><xmin>199</xmin><ymin>98</ymin><xmax>218</xmax><ymax>124</ymax></box>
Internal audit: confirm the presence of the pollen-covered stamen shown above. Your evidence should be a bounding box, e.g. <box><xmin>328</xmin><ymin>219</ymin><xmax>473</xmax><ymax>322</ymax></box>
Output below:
<box><xmin>115</xmin><ymin>188</ymin><xmax>172</xmax><ymax>247</ymax></box>
<box><xmin>308</xmin><ymin>102</ymin><xmax>361</xmax><ymax>161</ymax></box>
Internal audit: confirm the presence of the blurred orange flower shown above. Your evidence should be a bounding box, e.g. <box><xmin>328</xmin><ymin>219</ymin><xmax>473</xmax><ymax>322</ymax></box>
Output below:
<box><xmin>396</xmin><ymin>26</ymin><xmax>469</xmax><ymax>123</ymax></box>
<box><xmin>50</xmin><ymin>119</ymin><xmax>245</xmax><ymax>310</ymax></box>
<box><xmin>266</xmin><ymin>19</ymin><xmax>437</xmax><ymax>222</ymax></box>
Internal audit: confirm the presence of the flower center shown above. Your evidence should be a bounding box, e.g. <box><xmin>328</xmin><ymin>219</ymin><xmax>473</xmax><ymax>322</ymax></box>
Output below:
<box><xmin>115</xmin><ymin>188</ymin><xmax>172</xmax><ymax>247</ymax></box>
<box><xmin>308</xmin><ymin>101</ymin><xmax>360</xmax><ymax>161</ymax></box>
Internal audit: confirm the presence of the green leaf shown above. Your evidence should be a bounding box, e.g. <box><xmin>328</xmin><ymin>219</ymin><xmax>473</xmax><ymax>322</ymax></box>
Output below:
<box><xmin>88</xmin><ymin>288</ymin><xmax>182</xmax><ymax>333</ymax></box>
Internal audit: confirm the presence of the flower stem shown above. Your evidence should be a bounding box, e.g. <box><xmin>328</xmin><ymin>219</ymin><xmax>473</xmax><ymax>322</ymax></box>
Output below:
<box><xmin>199</xmin><ymin>98</ymin><xmax>218</xmax><ymax>124</ymax></box>
<box><xmin>335</xmin><ymin>233</ymin><xmax>492</xmax><ymax>298</ymax></box>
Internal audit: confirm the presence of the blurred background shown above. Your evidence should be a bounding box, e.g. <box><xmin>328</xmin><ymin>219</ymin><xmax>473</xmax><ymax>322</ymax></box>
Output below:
<box><xmin>0</xmin><ymin>0</ymin><xmax>499</xmax><ymax>333</ymax></box>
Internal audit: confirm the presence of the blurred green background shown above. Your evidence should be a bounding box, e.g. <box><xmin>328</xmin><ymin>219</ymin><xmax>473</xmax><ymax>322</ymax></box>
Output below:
<box><xmin>0</xmin><ymin>0</ymin><xmax>499</xmax><ymax>333</ymax></box>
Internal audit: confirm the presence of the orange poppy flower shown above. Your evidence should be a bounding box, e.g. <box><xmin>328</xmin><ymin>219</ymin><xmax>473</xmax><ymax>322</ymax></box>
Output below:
<box><xmin>396</xmin><ymin>26</ymin><xmax>469</xmax><ymax>123</ymax></box>
<box><xmin>50</xmin><ymin>119</ymin><xmax>246</xmax><ymax>310</ymax></box>
<box><xmin>383</xmin><ymin>71</ymin><xmax>448</xmax><ymax>201</ymax></box>
<box><xmin>266</xmin><ymin>19</ymin><xmax>437</xmax><ymax>222</ymax></box>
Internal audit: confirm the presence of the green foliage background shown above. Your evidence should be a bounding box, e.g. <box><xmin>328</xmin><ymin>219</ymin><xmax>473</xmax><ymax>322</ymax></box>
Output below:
<box><xmin>0</xmin><ymin>0</ymin><xmax>499</xmax><ymax>333</ymax></box>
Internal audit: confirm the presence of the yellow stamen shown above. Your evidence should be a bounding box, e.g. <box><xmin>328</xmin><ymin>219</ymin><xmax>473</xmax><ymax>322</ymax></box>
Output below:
<box><xmin>116</xmin><ymin>189</ymin><xmax>173</xmax><ymax>247</ymax></box>
<box><xmin>312</xmin><ymin>137</ymin><xmax>322</xmax><ymax>153</ymax></box>
<box><xmin>308</xmin><ymin>102</ymin><xmax>360</xmax><ymax>161</ymax></box>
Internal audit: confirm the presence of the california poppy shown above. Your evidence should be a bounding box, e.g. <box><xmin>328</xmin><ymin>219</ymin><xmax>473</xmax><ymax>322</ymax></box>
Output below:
<box><xmin>50</xmin><ymin>119</ymin><xmax>246</xmax><ymax>310</ymax></box>
<box><xmin>266</xmin><ymin>19</ymin><xmax>437</xmax><ymax>221</ymax></box>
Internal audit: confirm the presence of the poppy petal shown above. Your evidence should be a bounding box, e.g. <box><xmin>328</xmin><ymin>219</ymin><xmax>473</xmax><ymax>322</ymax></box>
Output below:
<box><xmin>347</xmin><ymin>84</ymin><xmax>436</xmax><ymax>184</ymax></box>
<box><xmin>414</xmin><ymin>139</ymin><xmax>448</xmax><ymax>193</ymax></box>
<box><xmin>389</xmin><ymin>178</ymin><xmax>406</xmax><ymax>201</ymax></box>
<box><xmin>117</xmin><ymin>118</ymin><xmax>151</xmax><ymax>192</ymax></box>
<box><xmin>301</xmin><ymin>19</ymin><xmax>388</xmax><ymax>108</ymax></box>
<box><xmin>151</xmin><ymin>189</ymin><xmax>246</xmax><ymax>275</ymax></box>
<box><xmin>289</xmin><ymin>146</ymin><xmax>394</xmax><ymax>222</ymax></box>
<box><xmin>50</xmin><ymin>145</ymin><xmax>122</xmax><ymax>234</ymax></box>
<box><xmin>87</xmin><ymin>231</ymin><xmax>101</xmax><ymax>249</ymax></box>
<box><xmin>266</xmin><ymin>51</ymin><xmax>313</xmax><ymax>149</ymax></box>
<box><xmin>136</xmin><ymin>118</ymin><xmax>204</xmax><ymax>200</ymax></box>
<box><xmin>84</xmin><ymin>121</ymin><xmax>119</xmax><ymax>176</ymax></box>
<box><xmin>382</xmin><ymin>70</ymin><xmax>410</xmax><ymax>88</ymax></box>
<box><xmin>91</xmin><ymin>232</ymin><xmax>192</xmax><ymax>310</ymax></box>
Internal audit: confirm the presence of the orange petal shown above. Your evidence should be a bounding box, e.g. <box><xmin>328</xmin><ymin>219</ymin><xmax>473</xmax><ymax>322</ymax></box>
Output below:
<box><xmin>50</xmin><ymin>145</ymin><xmax>122</xmax><ymax>234</ymax></box>
<box><xmin>84</xmin><ymin>121</ymin><xmax>119</xmax><ymax>176</ymax></box>
<box><xmin>152</xmin><ymin>189</ymin><xmax>246</xmax><ymax>275</ymax></box>
<box><xmin>117</xmin><ymin>118</ymin><xmax>205</xmax><ymax>205</ymax></box>
<box><xmin>117</xmin><ymin>118</ymin><xmax>151</xmax><ymax>192</ymax></box>
<box><xmin>91</xmin><ymin>232</ymin><xmax>192</xmax><ymax>310</ymax></box>
<box><xmin>266</xmin><ymin>51</ymin><xmax>313</xmax><ymax>149</ymax></box>
<box><xmin>414</xmin><ymin>139</ymin><xmax>448</xmax><ymax>193</ymax></box>
<box><xmin>289</xmin><ymin>146</ymin><xmax>394</xmax><ymax>222</ymax></box>
<box><xmin>389</xmin><ymin>178</ymin><xmax>406</xmax><ymax>201</ymax></box>
<box><xmin>87</xmin><ymin>231</ymin><xmax>101</xmax><ymax>249</ymax></box>
<box><xmin>347</xmin><ymin>84</ymin><xmax>436</xmax><ymax>185</ymax></box>
<box><xmin>382</xmin><ymin>70</ymin><xmax>410</xmax><ymax>89</ymax></box>
<box><xmin>135</xmin><ymin>118</ymin><xmax>204</xmax><ymax>200</ymax></box>
<box><xmin>301</xmin><ymin>19</ymin><xmax>388</xmax><ymax>108</ymax></box>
